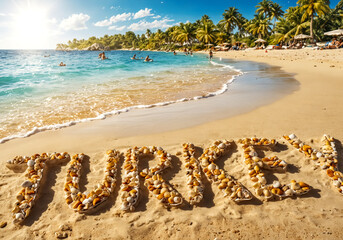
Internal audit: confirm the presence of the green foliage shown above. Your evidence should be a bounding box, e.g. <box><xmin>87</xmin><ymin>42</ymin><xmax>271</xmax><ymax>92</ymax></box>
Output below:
<box><xmin>57</xmin><ymin>0</ymin><xmax>339</xmax><ymax>50</ymax></box>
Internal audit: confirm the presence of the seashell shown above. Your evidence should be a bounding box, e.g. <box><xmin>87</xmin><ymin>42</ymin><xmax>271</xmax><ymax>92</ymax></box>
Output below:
<box><xmin>93</xmin><ymin>198</ymin><xmax>101</xmax><ymax>206</ymax></box>
<box><xmin>333</xmin><ymin>181</ymin><xmax>341</xmax><ymax>188</ymax></box>
<box><xmin>218</xmin><ymin>182</ymin><xmax>227</xmax><ymax>189</ymax></box>
<box><xmin>21</xmin><ymin>180</ymin><xmax>32</xmax><ymax>188</ymax></box>
<box><xmin>259</xmin><ymin>177</ymin><xmax>267</xmax><ymax>185</ymax></box>
<box><xmin>263</xmin><ymin>189</ymin><xmax>271</xmax><ymax>197</ymax></box>
<box><xmin>72</xmin><ymin>201</ymin><xmax>82</xmax><ymax>209</ymax></box>
<box><xmin>252</xmin><ymin>182</ymin><xmax>261</xmax><ymax>189</ymax></box>
<box><xmin>284</xmin><ymin>189</ymin><xmax>293</xmax><ymax>196</ymax></box>
<box><xmin>127</xmin><ymin>197</ymin><xmax>134</xmax><ymax>203</ymax></box>
<box><xmin>298</xmin><ymin>182</ymin><xmax>309</xmax><ymax>188</ymax></box>
<box><xmin>291</xmin><ymin>182</ymin><xmax>300</xmax><ymax>190</ymax></box>
<box><xmin>16</xmin><ymin>195</ymin><xmax>24</xmax><ymax>202</ymax></box>
<box><xmin>15</xmin><ymin>213</ymin><xmax>24</xmax><ymax>220</ymax></box>
<box><xmin>208</xmin><ymin>163</ymin><xmax>216</xmax><ymax>171</ymax></box>
<box><xmin>173</xmin><ymin>196</ymin><xmax>181</xmax><ymax>204</ymax></box>
<box><xmin>164</xmin><ymin>192</ymin><xmax>171</xmax><ymax>198</ymax></box>
<box><xmin>70</xmin><ymin>187</ymin><xmax>78</xmax><ymax>195</ymax></box>
<box><xmin>273</xmin><ymin>181</ymin><xmax>281</xmax><ymax>188</ymax></box>
<box><xmin>251</xmin><ymin>177</ymin><xmax>258</xmax><ymax>182</ymax></box>
<box><xmin>218</xmin><ymin>174</ymin><xmax>226</xmax><ymax>180</ymax></box>
<box><xmin>256</xmin><ymin>188</ymin><xmax>263</xmax><ymax>196</ymax></box>
<box><xmin>168</xmin><ymin>197</ymin><xmax>174</xmax><ymax>204</ymax></box>
<box><xmin>218</xmin><ymin>143</ymin><xmax>225</xmax><ymax>149</ymax></box>
<box><xmin>27</xmin><ymin>160</ymin><xmax>35</xmax><ymax>167</ymax></box>
<box><xmin>289</xmin><ymin>134</ymin><xmax>296</xmax><ymax>140</ymax></box>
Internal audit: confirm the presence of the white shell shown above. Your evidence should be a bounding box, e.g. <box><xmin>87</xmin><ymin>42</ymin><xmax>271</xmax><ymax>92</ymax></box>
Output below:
<box><xmin>21</xmin><ymin>180</ymin><xmax>32</xmax><ymax>188</ymax></box>
<box><xmin>27</xmin><ymin>160</ymin><xmax>35</xmax><ymax>167</ymax></box>
<box><xmin>273</xmin><ymin>181</ymin><xmax>281</xmax><ymax>188</ymax></box>
<box><xmin>208</xmin><ymin>163</ymin><xmax>216</xmax><ymax>171</ymax></box>
<box><xmin>289</xmin><ymin>133</ymin><xmax>296</xmax><ymax>140</ymax></box>
<box><xmin>15</xmin><ymin>213</ymin><xmax>24</xmax><ymax>220</ymax></box>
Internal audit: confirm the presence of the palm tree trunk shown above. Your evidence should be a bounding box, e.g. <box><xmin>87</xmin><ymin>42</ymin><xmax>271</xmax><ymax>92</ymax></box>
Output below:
<box><xmin>310</xmin><ymin>14</ymin><xmax>313</xmax><ymax>42</ymax></box>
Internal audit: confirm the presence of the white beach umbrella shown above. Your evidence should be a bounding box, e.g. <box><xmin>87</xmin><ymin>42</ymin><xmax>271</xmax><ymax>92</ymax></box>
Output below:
<box><xmin>324</xmin><ymin>29</ymin><xmax>343</xmax><ymax>36</ymax></box>
<box><xmin>294</xmin><ymin>34</ymin><xmax>311</xmax><ymax>40</ymax></box>
<box><xmin>254</xmin><ymin>38</ymin><xmax>266</xmax><ymax>43</ymax></box>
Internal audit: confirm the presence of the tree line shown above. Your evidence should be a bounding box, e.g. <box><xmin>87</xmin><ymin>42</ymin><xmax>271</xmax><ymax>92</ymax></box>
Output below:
<box><xmin>56</xmin><ymin>0</ymin><xmax>343</xmax><ymax>50</ymax></box>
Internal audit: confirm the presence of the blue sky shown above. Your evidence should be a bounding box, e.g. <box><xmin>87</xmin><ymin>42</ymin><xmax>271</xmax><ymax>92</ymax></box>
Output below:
<box><xmin>0</xmin><ymin>0</ymin><xmax>340</xmax><ymax>49</ymax></box>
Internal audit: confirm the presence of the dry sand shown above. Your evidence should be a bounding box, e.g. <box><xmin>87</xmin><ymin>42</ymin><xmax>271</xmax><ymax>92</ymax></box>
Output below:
<box><xmin>1</xmin><ymin>48</ymin><xmax>343</xmax><ymax>239</ymax></box>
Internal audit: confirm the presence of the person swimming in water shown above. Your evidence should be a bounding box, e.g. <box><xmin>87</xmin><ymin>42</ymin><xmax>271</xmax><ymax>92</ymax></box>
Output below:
<box><xmin>101</xmin><ymin>52</ymin><xmax>108</xmax><ymax>60</ymax></box>
<box><xmin>173</xmin><ymin>50</ymin><xmax>177</xmax><ymax>55</ymax></box>
<box><xmin>209</xmin><ymin>50</ymin><xmax>213</xmax><ymax>60</ymax></box>
<box><xmin>59</xmin><ymin>62</ymin><xmax>66</xmax><ymax>66</ymax></box>
<box><xmin>144</xmin><ymin>55</ymin><xmax>153</xmax><ymax>62</ymax></box>
<box><xmin>131</xmin><ymin>54</ymin><xmax>137</xmax><ymax>60</ymax></box>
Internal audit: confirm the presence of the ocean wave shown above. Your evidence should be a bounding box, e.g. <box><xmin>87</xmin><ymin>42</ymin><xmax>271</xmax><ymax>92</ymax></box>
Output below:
<box><xmin>0</xmin><ymin>60</ymin><xmax>243</xmax><ymax>144</ymax></box>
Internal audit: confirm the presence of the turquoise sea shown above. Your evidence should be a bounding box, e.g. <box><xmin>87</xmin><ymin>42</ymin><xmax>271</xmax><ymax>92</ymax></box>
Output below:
<box><xmin>0</xmin><ymin>50</ymin><xmax>239</xmax><ymax>142</ymax></box>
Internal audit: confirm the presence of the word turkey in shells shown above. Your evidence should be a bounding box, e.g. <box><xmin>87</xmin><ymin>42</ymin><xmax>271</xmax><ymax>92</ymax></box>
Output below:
<box><xmin>6</xmin><ymin>134</ymin><xmax>340</xmax><ymax>224</ymax></box>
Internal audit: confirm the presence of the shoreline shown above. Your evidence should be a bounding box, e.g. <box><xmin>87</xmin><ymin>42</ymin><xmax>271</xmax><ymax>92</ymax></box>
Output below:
<box><xmin>0</xmin><ymin>54</ymin><xmax>294</xmax><ymax>144</ymax></box>
<box><xmin>1</xmin><ymin>49</ymin><xmax>343</xmax><ymax>239</ymax></box>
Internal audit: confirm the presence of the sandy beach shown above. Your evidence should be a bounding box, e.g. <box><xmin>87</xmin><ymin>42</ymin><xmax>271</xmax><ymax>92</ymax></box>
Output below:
<box><xmin>1</xmin><ymin>49</ymin><xmax>343</xmax><ymax>240</ymax></box>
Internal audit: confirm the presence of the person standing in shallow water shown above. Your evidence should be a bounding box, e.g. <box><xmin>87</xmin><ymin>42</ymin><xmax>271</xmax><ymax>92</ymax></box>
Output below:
<box><xmin>209</xmin><ymin>50</ymin><xmax>213</xmax><ymax>60</ymax></box>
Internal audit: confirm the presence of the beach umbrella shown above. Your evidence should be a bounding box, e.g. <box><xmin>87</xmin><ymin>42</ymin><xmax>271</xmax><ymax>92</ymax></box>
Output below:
<box><xmin>254</xmin><ymin>38</ymin><xmax>266</xmax><ymax>43</ymax></box>
<box><xmin>324</xmin><ymin>29</ymin><xmax>343</xmax><ymax>36</ymax></box>
<box><xmin>294</xmin><ymin>34</ymin><xmax>311</xmax><ymax>40</ymax></box>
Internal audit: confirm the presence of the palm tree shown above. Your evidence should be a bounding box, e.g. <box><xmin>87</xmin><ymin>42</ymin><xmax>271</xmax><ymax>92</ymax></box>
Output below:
<box><xmin>175</xmin><ymin>23</ymin><xmax>196</xmax><ymax>46</ymax></box>
<box><xmin>244</xmin><ymin>14</ymin><xmax>272</xmax><ymax>39</ymax></box>
<box><xmin>297</xmin><ymin>0</ymin><xmax>330</xmax><ymax>40</ymax></box>
<box><xmin>196</xmin><ymin>20</ymin><xmax>219</xmax><ymax>44</ymax></box>
<box><xmin>270</xmin><ymin>2</ymin><xmax>284</xmax><ymax>31</ymax></box>
<box><xmin>219</xmin><ymin>7</ymin><xmax>245</xmax><ymax>34</ymax></box>
<box><xmin>273</xmin><ymin>7</ymin><xmax>310</xmax><ymax>44</ymax></box>
<box><xmin>146</xmin><ymin>29</ymin><xmax>151</xmax><ymax>39</ymax></box>
<box><xmin>256</xmin><ymin>0</ymin><xmax>272</xmax><ymax>18</ymax></box>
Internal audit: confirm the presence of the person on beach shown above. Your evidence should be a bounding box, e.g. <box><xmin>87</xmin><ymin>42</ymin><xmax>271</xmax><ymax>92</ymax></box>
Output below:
<box><xmin>144</xmin><ymin>55</ymin><xmax>153</xmax><ymax>62</ymax></box>
<box><xmin>209</xmin><ymin>50</ymin><xmax>213</xmax><ymax>60</ymax></box>
<box><xmin>131</xmin><ymin>54</ymin><xmax>137</xmax><ymax>60</ymax></box>
<box><xmin>59</xmin><ymin>62</ymin><xmax>66</xmax><ymax>66</ymax></box>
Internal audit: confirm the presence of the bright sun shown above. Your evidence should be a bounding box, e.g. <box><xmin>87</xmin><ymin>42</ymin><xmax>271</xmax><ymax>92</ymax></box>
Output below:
<box><xmin>12</xmin><ymin>6</ymin><xmax>50</xmax><ymax>49</ymax></box>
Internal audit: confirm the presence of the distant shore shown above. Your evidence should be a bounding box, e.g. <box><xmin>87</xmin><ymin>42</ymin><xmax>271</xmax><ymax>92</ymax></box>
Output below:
<box><xmin>1</xmin><ymin>48</ymin><xmax>343</xmax><ymax>239</ymax></box>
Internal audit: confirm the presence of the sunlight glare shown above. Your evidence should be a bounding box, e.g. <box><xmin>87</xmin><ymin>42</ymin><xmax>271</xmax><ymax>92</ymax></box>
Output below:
<box><xmin>12</xmin><ymin>6</ymin><xmax>49</xmax><ymax>49</ymax></box>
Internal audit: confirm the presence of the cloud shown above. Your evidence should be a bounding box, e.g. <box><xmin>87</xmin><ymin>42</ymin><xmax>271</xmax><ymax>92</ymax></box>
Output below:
<box><xmin>0</xmin><ymin>13</ymin><xmax>6</xmax><ymax>16</ymax></box>
<box><xmin>94</xmin><ymin>19</ymin><xmax>112</xmax><ymax>27</ymax></box>
<box><xmin>108</xmin><ymin>25</ymin><xmax>126</xmax><ymax>31</ymax></box>
<box><xmin>60</xmin><ymin>13</ymin><xmax>90</xmax><ymax>31</ymax></box>
<box><xmin>133</xmin><ymin>8</ymin><xmax>154</xmax><ymax>19</ymax></box>
<box><xmin>94</xmin><ymin>12</ymin><xmax>131</xmax><ymax>27</ymax></box>
<box><xmin>128</xmin><ymin>19</ymin><xmax>174</xmax><ymax>31</ymax></box>
<box><xmin>110</xmin><ymin>12</ymin><xmax>131</xmax><ymax>23</ymax></box>
<box><xmin>152</xmin><ymin>15</ymin><xmax>161</xmax><ymax>19</ymax></box>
